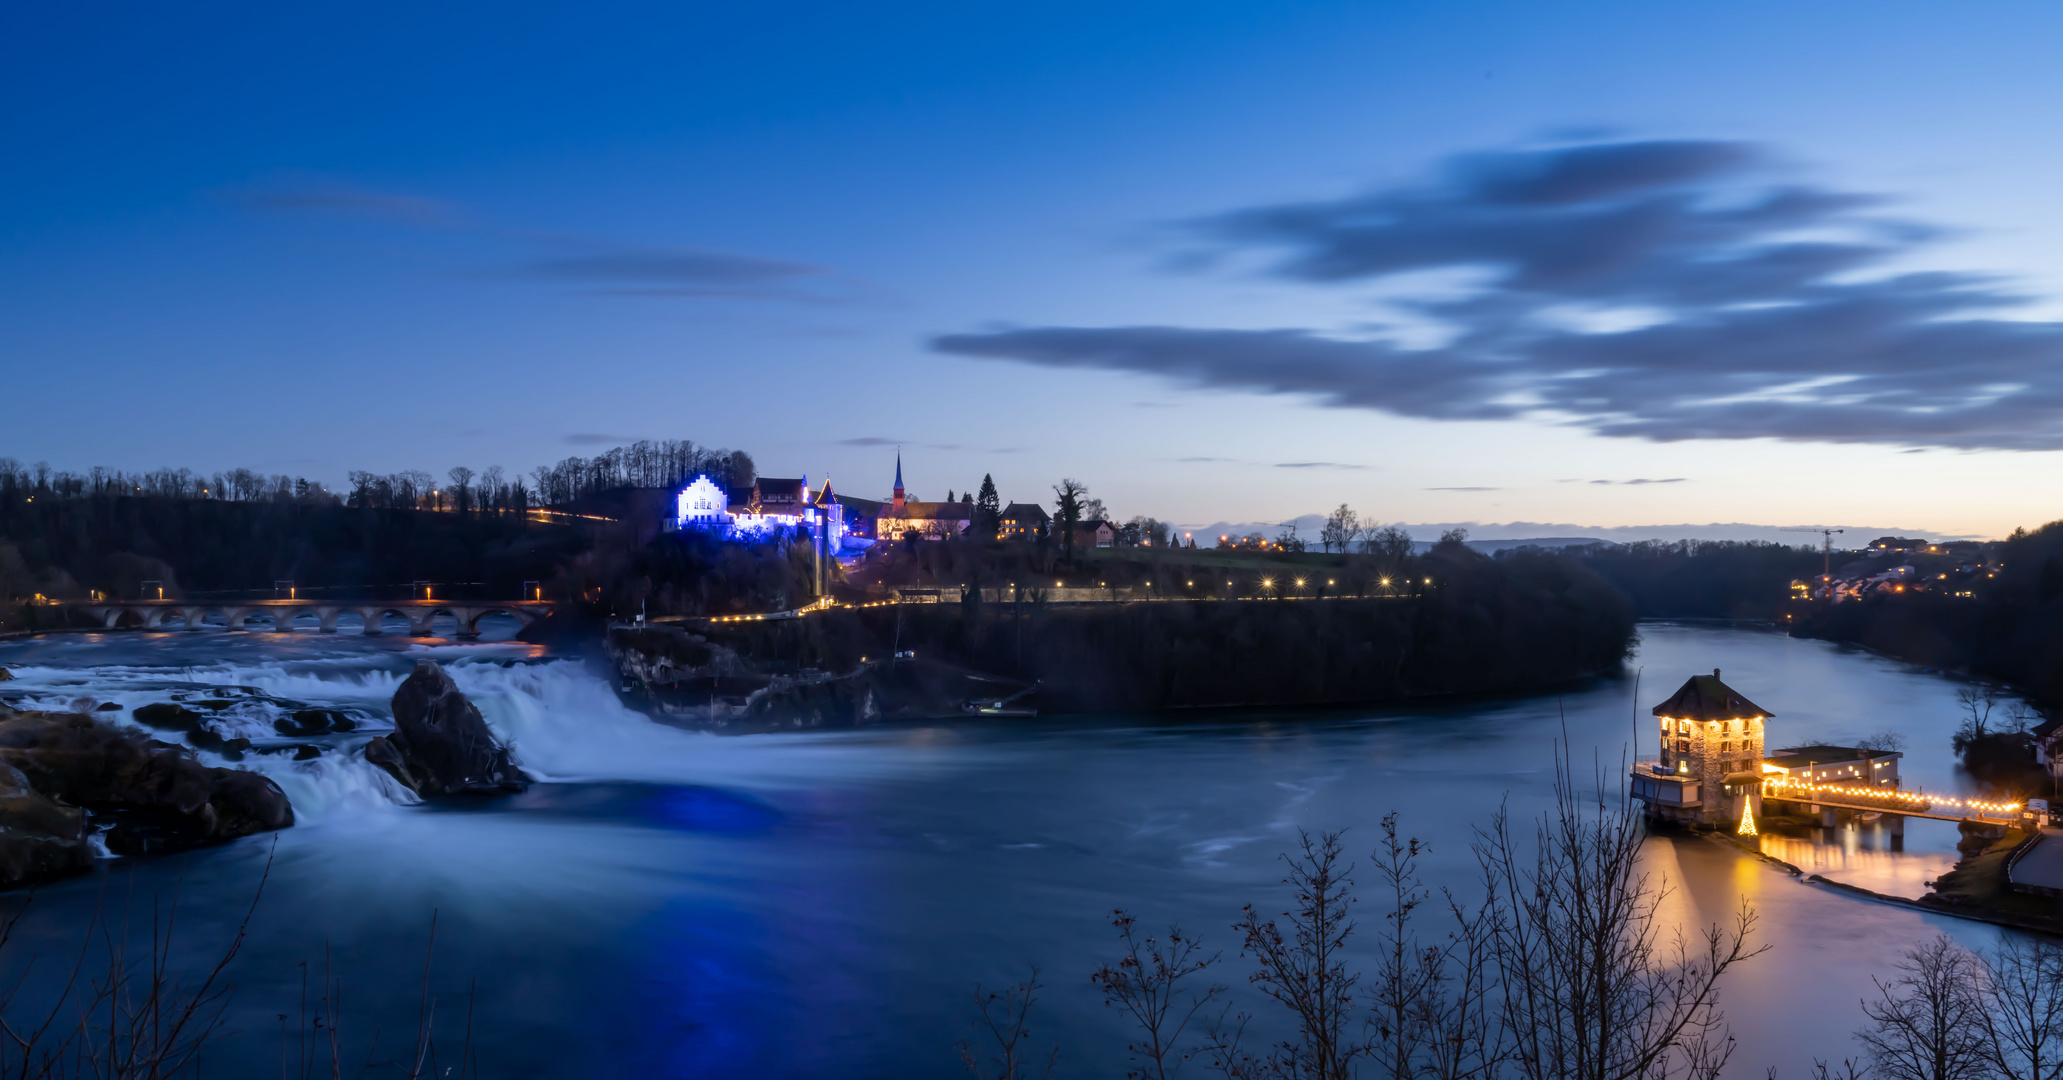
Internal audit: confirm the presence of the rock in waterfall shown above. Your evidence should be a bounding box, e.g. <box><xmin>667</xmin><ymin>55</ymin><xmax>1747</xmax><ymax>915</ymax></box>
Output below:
<box><xmin>366</xmin><ymin>661</ymin><xmax>527</xmax><ymax>797</ymax></box>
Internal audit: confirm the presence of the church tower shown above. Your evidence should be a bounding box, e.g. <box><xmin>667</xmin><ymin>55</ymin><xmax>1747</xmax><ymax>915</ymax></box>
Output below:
<box><xmin>892</xmin><ymin>451</ymin><xmax>906</xmax><ymax>515</ymax></box>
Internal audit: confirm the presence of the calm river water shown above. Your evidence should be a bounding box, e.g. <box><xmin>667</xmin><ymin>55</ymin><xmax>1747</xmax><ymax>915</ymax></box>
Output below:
<box><xmin>0</xmin><ymin>622</ymin><xmax>2031</xmax><ymax>1078</ymax></box>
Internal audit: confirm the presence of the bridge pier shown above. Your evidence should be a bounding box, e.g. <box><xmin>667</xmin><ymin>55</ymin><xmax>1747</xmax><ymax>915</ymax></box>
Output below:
<box><xmin>1888</xmin><ymin>813</ymin><xmax>1905</xmax><ymax>851</ymax></box>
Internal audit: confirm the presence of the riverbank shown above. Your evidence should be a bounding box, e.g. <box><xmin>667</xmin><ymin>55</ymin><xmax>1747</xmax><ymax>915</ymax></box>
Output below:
<box><xmin>1705</xmin><ymin>826</ymin><xmax>2063</xmax><ymax>936</ymax></box>
<box><xmin>608</xmin><ymin>584</ymin><xmax>1634</xmax><ymax>724</ymax></box>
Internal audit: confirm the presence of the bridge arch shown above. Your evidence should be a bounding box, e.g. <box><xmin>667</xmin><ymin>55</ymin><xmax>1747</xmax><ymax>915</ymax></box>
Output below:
<box><xmin>233</xmin><ymin>609</ymin><xmax>281</xmax><ymax>632</ymax></box>
<box><xmin>363</xmin><ymin>608</ymin><xmax>416</xmax><ymax>636</ymax></box>
<box><xmin>110</xmin><ymin>608</ymin><xmax>147</xmax><ymax>630</ymax></box>
<box><xmin>465</xmin><ymin>607</ymin><xmax>533</xmax><ymax>637</ymax></box>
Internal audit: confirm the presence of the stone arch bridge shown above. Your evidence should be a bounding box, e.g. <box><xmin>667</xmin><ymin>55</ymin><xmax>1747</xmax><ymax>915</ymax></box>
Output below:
<box><xmin>70</xmin><ymin>599</ymin><xmax>558</xmax><ymax>638</ymax></box>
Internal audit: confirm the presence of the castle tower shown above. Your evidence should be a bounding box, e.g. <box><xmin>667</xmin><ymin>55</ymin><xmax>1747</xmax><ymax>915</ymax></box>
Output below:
<box><xmin>892</xmin><ymin>451</ymin><xmax>906</xmax><ymax>515</ymax></box>
<box><xmin>1634</xmin><ymin>668</ymin><xmax>1771</xmax><ymax>827</ymax></box>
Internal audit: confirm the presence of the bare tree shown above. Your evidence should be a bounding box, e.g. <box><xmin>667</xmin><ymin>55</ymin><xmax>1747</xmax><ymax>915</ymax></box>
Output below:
<box><xmin>1856</xmin><ymin>935</ymin><xmax>1990</xmax><ymax>1080</ymax></box>
<box><xmin>1857</xmin><ymin>732</ymin><xmax>1910</xmax><ymax>753</ymax></box>
<box><xmin>1091</xmin><ymin>912</ymin><xmax>1223</xmax><ymax>1080</ymax></box>
<box><xmin>1475</xmin><ymin>745</ymin><xmax>1763</xmax><ymax>1080</ymax></box>
<box><xmin>1368</xmin><ymin>813</ymin><xmax>1505</xmax><ymax>1080</ymax></box>
<box><xmin>1321</xmin><ymin>505</ymin><xmax>1362</xmax><ymax>555</ymax></box>
<box><xmin>1954</xmin><ymin>687</ymin><xmax>2002</xmax><ymax>755</ymax></box>
<box><xmin>447</xmin><ymin>467</ymin><xmax>475</xmax><ymax>515</ymax></box>
<box><xmin>1977</xmin><ymin>935</ymin><xmax>2063</xmax><ymax>1080</ymax></box>
<box><xmin>1229</xmin><ymin>831</ymin><xmax>1368</xmax><ymax>1080</ymax></box>
<box><xmin>960</xmin><ymin>971</ymin><xmax>1057</xmax><ymax>1080</ymax></box>
<box><xmin>1364</xmin><ymin>525</ymin><xmax>1414</xmax><ymax>564</ymax></box>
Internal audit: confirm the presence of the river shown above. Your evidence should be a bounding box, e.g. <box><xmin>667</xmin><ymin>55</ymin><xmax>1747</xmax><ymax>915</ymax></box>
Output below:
<box><xmin>0</xmin><ymin>621</ymin><xmax>2030</xmax><ymax>1078</ymax></box>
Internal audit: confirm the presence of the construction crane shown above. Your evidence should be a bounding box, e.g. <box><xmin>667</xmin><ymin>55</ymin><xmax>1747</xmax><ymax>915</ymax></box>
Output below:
<box><xmin>1781</xmin><ymin>527</ymin><xmax>1845</xmax><ymax>596</ymax></box>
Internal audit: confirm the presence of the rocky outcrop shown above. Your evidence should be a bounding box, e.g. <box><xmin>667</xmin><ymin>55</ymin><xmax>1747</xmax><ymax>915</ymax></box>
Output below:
<box><xmin>131</xmin><ymin>701</ymin><xmax>253</xmax><ymax>755</ymax></box>
<box><xmin>0</xmin><ymin>711</ymin><xmax>294</xmax><ymax>884</ymax></box>
<box><xmin>274</xmin><ymin>708</ymin><xmax>355</xmax><ymax>737</ymax></box>
<box><xmin>364</xmin><ymin>661</ymin><xmax>525</xmax><ymax>797</ymax></box>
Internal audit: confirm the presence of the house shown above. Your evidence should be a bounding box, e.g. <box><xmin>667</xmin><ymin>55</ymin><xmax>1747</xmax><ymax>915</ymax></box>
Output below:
<box><xmin>2034</xmin><ymin>715</ymin><xmax>2063</xmax><ymax>784</ymax></box>
<box><xmin>1629</xmin><ymin>668</ymin><xmax>1771</xmax><ymax>829</ymax></box>
<box><xmin>1763</xmin><ymin>745</ymin><xmax>1902</xmax><ymax>788</ymax></box>
<box><xmin>999</xmin><ymin>502</ymin><xmax>1049</xmax><ymax>540</ymax></box>
<box><xmin>1073</xmin><ymin>519</ymin><xmax>1116</xmax><ymax>549</ymax></box>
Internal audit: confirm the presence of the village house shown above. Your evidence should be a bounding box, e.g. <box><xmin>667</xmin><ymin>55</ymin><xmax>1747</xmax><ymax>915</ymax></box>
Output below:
<box><xmin>999</xmin><ymin>502</ymin><xmax>1049</xmax><ymax>540</ymax></box>
<box><xmin>1073</xmin><ymin>519</ymin><xmax>1116</xmax><ymax>549</ymax></box>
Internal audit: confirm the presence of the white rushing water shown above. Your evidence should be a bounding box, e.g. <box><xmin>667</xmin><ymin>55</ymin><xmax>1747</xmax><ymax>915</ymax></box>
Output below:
<box><xmin>0</xmin><ymin>632</ymin><xmax>962</xmax><ymax>828</ymax></box>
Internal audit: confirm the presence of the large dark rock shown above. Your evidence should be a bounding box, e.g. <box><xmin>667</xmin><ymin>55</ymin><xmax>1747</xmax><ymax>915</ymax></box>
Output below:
<box><xmin>367</xmin><ymin>661</ymin><xmax>526</xmax><ymax>797</ymax></box>
<box><xmin>0</xmin><ymin>764</ymin><xmax>93</xmax><ymax>885</ymax></box>
<box><xmin>0</xmin><ymin>711</ymin><xmax>293</xmax><ymax>874</ymax></box>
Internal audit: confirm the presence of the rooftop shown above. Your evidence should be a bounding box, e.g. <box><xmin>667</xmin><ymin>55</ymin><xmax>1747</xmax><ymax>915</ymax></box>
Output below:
<box><xmin>1766</xmin><ymin>744</ymin><xmax>1901</xmax><ymax>770</ymax></box>
<box><xmin>1650</xmin><ymin>669</ymin><xmax>1770</xmax><ymax>721</ymax></box>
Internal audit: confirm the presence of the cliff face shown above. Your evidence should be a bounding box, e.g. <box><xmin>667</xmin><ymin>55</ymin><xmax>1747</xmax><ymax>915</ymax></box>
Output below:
<box><xmin>611</xmin><ymin>553</ymin><xmax>1636</xmax><ymax>724</ymax></box>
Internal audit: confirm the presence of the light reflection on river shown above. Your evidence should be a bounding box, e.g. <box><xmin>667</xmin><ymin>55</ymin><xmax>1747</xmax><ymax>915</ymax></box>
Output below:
<box><xmin>0</xmin><ymin>621</ymin><xmax>2034</xmax><ymax>1078</ymax></box>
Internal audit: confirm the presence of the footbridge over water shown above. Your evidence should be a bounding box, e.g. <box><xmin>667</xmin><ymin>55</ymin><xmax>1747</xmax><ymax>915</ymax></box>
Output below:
<box><xmin>69</xmin><ymin>599</ymin><xmax>558</xmax><ymax>638</ymax></box>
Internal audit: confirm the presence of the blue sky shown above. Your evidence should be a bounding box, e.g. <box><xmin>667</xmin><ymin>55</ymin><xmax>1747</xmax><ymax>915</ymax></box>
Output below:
<box><xmin>7</xmin><ymin>1</ymin><xmax>2063</xmax><ymax>539</ymax></box>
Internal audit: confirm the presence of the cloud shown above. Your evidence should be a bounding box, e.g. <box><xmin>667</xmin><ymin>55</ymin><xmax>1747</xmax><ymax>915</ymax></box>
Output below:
<box><xmin>933</xmin><ymin>138</ymin><xmax>2063</xmax><ymax>451</ymax></box>
<box><xmin>237</xmin><ymin>178</ymin><xmax>841</xmax><ymax>304</ymax></box>
<box><xmin>1177</xmin><ymin>456</ymin><xmax>1232</xmax><ymax>463</ymax></box>
<box><xmin>838</xmin><ymin>436</ymin><xmax>903</xmax><ymax>447</ymax></box>
<box><xmin>563</xmin><ymin>433</ymin><xmax>637</xmax><ymax>445</ymax></box>
<box><xmin>1427</xmin><ymin>486</ymin><xmax>1499</xmax><ymax>491</ymax></box>
<box><xmin>518</xmin><ymin>247</ymin><xmax>824</xmax><ymax>289</ymax></box>
<box><xmin>235</xmin><ymin>183</ymin><xmax>456</xmax><ymax>225</ymax></box>
<box><xmin>1622</xmin><ymin>477</ymin><xmax>1687</xmax><ymax>485</ymax></box>
<box><xmin>1274</xmin><ymin>461</ymin><xmax>1368</xmax><ymax>470</ymax></box>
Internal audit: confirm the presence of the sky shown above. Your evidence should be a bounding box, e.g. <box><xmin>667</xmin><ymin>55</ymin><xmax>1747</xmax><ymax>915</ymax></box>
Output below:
<box><xmin>6</xmin><ymin>1</ymin><xmax>2063</xmax><ymax>541</ymax></box>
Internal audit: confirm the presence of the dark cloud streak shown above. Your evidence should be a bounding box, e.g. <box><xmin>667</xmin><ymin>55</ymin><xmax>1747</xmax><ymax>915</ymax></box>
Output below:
<box><xmin>934</xmin><ymin>139</ymin><xmax>2063</xmax><ymax>451</ymax></box>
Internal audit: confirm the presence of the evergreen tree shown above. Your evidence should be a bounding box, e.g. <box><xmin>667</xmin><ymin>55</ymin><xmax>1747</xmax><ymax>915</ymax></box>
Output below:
<box><xmin>975</xmin><ymin>474</ymin><xmax>1002</xmax><ymax>538</ymax></box>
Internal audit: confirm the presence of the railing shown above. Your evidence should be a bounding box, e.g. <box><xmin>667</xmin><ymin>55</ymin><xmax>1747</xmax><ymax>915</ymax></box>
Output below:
<box><xmin>1763</xmin><ymin>779</ymin><xmax>2022</xmax><ymax>820</ymax></box>
<box><xmin>81</xmin><ymin>584</ymin><xmax>546</xmax><ymax>603</ymax></box>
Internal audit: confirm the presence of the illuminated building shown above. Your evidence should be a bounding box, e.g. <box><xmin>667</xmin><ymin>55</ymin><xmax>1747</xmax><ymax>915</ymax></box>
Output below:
<box><xmin>877</xmin><ymin>451</ymin><xmax>972</xmax><ymax>540</ymax></box>
<box><xmin>1630</xmin><ymin>668</ymin><xmax>1770</xmax><ymax>828</ymax></box>
<box><xmin>671</xmin><ymin>473</ymin><xmax>855</xmax><ymax>552</ymax></box>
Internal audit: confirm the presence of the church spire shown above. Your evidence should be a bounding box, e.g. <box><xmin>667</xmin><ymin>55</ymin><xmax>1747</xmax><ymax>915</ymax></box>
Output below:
<box><xmin>892</xmin><ymin>450</ymin><xmax>906</xmax><ymax>514</ymax></box>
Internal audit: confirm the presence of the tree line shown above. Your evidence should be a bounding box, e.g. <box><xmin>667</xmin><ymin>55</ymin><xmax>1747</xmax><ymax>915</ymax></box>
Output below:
<box><xmin>1</xmin><ymin>437</ymin><xmax>758</xmax><ymax>518</ymax></box>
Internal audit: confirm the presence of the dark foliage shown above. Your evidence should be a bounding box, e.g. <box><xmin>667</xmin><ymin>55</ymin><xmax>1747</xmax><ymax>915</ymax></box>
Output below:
<box><xmin>1794</xmin><ymin>520</ymin><xmax>2063</xmax><ymax>710</ymax></box>
<box><xmin>637</xmin><ymin>546</ymin><xmax>1634</xmax><ymax>713</ymax></box>
<box><xmin>1568</xmin><ymin>540</ymin><xmax>1824</xmax><ymax>620</ymax></box>
<box><xmin>0</xmin><ymin>492</ymin><xmax>595</xmax><ymax>608</ymax></box>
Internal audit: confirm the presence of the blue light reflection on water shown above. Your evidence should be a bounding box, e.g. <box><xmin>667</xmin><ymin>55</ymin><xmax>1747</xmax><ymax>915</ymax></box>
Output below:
<box><xmin>0</xmin><ymin>622</ymin><xmax>2032</xmax><ymax>1078</ymax></box>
